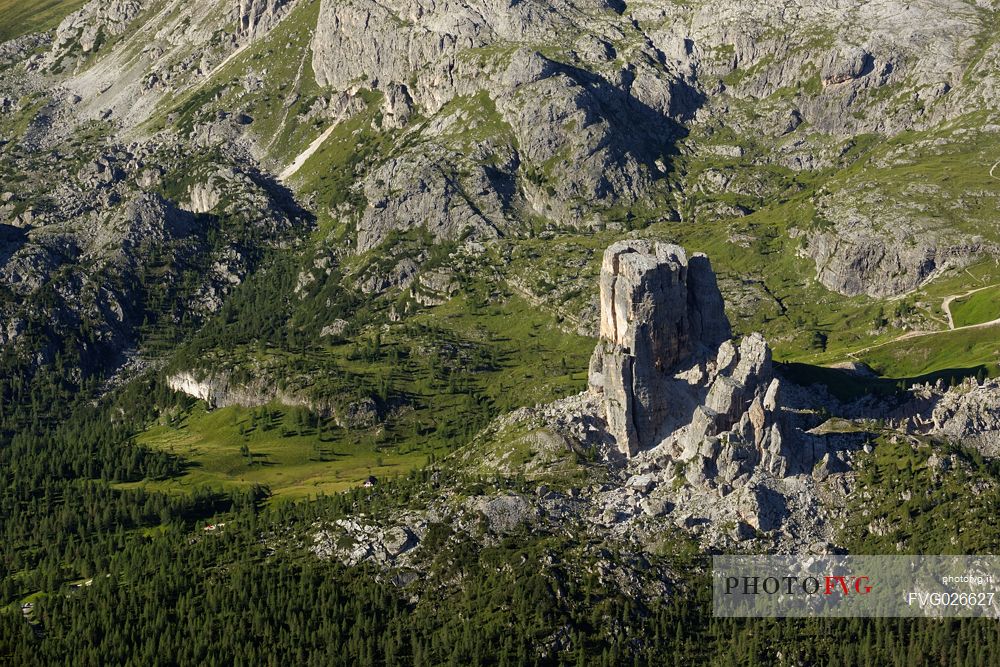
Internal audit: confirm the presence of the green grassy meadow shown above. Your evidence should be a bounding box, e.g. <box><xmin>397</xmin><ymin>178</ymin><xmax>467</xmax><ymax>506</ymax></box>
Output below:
<box><xmin>855</xmin><ymin>326</ymin><xmax>1000</xmax><ymax>380</ymax></box>
<box><xmin>138</xmin><ymin>283</ymin><xmax>593</xmax><ymax>499</ymax></box>
<box><xmin>127</xmin><ymin>403</ymin><xmax>426</xmax><ymax>499</ymax></box>
<box><xmin>0</xmin><ymin>0</ymin><xmax>85</xmax><ymax>42</ymax></box>
<box><xmin>950</xmin><ymin>286</ymin><xmax>1000</xmax><ymax>327</ymax></box>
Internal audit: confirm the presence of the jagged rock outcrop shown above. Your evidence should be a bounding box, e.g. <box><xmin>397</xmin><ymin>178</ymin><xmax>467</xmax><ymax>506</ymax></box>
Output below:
<box><xmin>587</xmin><ymin>241</ymin><xmax>785</xmax><ymax>476</ymax></box>
<box><xmin>802</xmin><ymin>220</ymin><xmax>985</xmax><ymax>298</ymax></box>
<box><xmin>50</xmin><ymin>0</ymin><xmax>148</xmax><ymax>59</ymax></box>
<box><xmin>588</xmin><ymin>240</ymin><xmax>731</xmax><ymax>456</ymax></box>
<box><xmin>166</xmin><ymin>371</ymin><xmax>380</xmax><ymax>428</ymax></box>
<box><xmin>931</xmin><ymin>379</ymin><xmax>1000</xmax><ymax>457</ymax></box>
<box><xmin>237</xmin><ymin>0</ymin><xmax>293</xmax><ymax>38</ymax></box>
<box><xmin>187</xmin><ymin>183</ymin><xmax>222</xmax><ymax>214</ymax></box>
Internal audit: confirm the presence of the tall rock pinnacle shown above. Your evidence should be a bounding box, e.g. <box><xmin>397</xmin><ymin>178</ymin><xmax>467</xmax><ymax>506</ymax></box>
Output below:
<box><xmin>589</xmin><ymin>240</ymin><xmax>732</xmax><ymax>457</ymax></box>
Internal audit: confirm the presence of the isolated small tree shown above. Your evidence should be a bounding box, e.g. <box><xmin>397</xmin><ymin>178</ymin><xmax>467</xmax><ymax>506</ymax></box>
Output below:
<box><xmin>873</xmin><ymin>305</ymin><xmax>888</xmax><ymax>329</ymax></box>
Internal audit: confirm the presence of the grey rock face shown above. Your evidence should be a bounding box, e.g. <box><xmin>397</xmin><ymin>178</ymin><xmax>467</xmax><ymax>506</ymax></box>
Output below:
<box><xmin>820</xmin><ymin>46</ymin><xmax>873</xmax><ymax>87</ymax></box>
<box><xmin>931</xmin><ymin>380</ymin><xmax>1000</xmax><ymax>457</ymax></box>
<box><xmin>167</xmin><ymin>371</ymin><xmax>278</xmax><ymax>410</ymax></box>
<box><xmin>356</xmin><ymin>148</ymin><xmax>504</xmax><ymax>253</ymax></box>
<box><xmin>311</xmin><ymin>0</ymin><xmax>585</xmax><ymax>99</ymax></box>
<box><xmin>166</xmin><ymin>370</ymin><xmax>379</xmax><ymax>427</ymax></box>
<box><xmin>804</xmin><ymin>225</ymin><xmax>983</xmax><ymax>298</ymax></box>
<box><xmin>238</xmin><ymin>0</ymin><xmax>293</xmax><ymax>37</ymax></box>
<box><xmin>382</xmin><ymin>526</ymin><xmax>417</xmax><ymax>557</ymax></box>
<box><xmin>50</xmin><ymin>0</ymin><xmax>148</xmax><ymax>59</ymax></box>
<box><xmin>589</xmin><ymin>240</ymin><xmax>743</xmax><ymax>457</ymax></box>
<box><xmin>310</xmin><ymin>0</ymin><xmax>679</xmax><ymax>249</ymax></box>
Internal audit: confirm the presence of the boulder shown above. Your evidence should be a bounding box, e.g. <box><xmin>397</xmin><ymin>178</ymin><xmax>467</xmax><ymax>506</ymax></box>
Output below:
<box><xmin>382</xmin><ymin>526</ymin><xmax>417</xmax><ymax>557</ymax></box>
<box><xmin>812</xmin><ymin>452</ymin><xmax>848</xmax><ymax>481</ymax></box>
<box><xmin>475</xmin><ymin>494</ymin><xmax>537</xmax><ymax>533</ymax></box>
<box><xmin>736</xmin><ymin>484</ymin><xmax>788</xmax><ymax>533</ymax></box>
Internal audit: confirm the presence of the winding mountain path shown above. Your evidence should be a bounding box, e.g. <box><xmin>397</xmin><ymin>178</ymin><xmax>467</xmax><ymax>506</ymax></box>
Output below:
<box><xmin>278</xmin><ymin>124</ymin><xmax>338</xmax><ymax>182</ymax></box>
<box><xmin>942</xmin><ymin>283</ymin><xmax>1000</xmax><ymax>329</ymax></box>
<box><xmin>844</xmin><ymin>285</ymin><xmax>1000</xmax><ymax>360</ymax></box>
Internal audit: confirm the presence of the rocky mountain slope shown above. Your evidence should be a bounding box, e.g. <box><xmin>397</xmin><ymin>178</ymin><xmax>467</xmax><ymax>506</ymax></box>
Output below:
<box><xmin>305</xmin><ymin>241</ymin><xmax>1000</xmax><ymax>586</ymax></box>
<box><xmin>0</xmin><ymin>0</ymin><xmax>997</xmax><ymax>529</ymax></box>
<box><xmin>3</xmin><ymin>0</ymin><xmax>1000</xmax><ymax>379</ymax></box>
<box><xmin>4</xmin><ymin>2</ymin><xmax>1000</xmax><ymax>661</ymax></box>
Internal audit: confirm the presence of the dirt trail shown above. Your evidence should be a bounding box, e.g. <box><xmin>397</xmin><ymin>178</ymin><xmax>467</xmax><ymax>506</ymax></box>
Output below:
<box><xmin>204</xmin><ymin>43</ymin><xmax>250</xmax><ymax>82</ymax></box>
<box><xmin>188</xmin><ymin>11</ymin><xmax>296</xmax><ymax>97</ymax></box>
<box><xmin>278</xmin><ymin>124</ymin><xmax>338</xmax><ymax>182</ymax></box>
<box><xmin>847</xmin><ymin>311</ymin><xmax>1000</xmax><ymax>361</ymax></box>
<box><xmin>942</xmin><ymin>283</ymin><xmax>999</xmax><ymax>329</ymax></box>
<box><xmin>991</xmin><ymin>160</ymin><xmax>1000</xmax><ymax>181</ymax></box>
<box><xmin>842</xmin><ymin>284</ymin><xmax>1000</xmax><ymax>361</ymax></box>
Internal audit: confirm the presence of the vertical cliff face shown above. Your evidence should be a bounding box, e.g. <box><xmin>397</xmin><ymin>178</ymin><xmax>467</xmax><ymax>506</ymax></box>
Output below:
<box><xmin>50</xmin><ymin>0</ymin><xmax>148</xmax><ymax>56</ymax></box>
<box><xmin>587</xmin><ymin>240</ymin><xmax>792</xmax><ymax>485</ymax></box>
<box><xmin>238</xmin><ymin>0</ymin><xmax>292</xmax><ymax>37</ymax></box>
<box><xmin>588</xmin><ymin>240</ymin><xmax>731</xmax><ymax>457</ymax></box>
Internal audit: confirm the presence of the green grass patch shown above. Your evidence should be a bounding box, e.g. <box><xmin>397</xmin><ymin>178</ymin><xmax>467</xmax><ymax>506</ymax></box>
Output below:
<box><xmin>0</xmin><ymin>0</ymin><xmax>86</xmax><ymax>42</ymax></box>
<box><xmin>950</xmin><ymin>286</ymin><xmax>1000</xmax><ymax>327</ymax></box>
<box><xmin>780</xmin><ymin>361</ymin><xmax>991</xmax><ymax>402</ymax></box>
<box><xmin>131</xmin><ymin>403</ymin><xmax>425</xmax><ymax>500</ymax></box>
<box><xmin>857</xmin><ymin>325</ymin><xmax>1000</xmax><ymax>380</ymax></box>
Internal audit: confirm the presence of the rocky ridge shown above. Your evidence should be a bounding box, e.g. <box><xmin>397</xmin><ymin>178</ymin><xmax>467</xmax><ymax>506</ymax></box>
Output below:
<box><xmin>301</xmin><ymin>240</ymin><xmax>1000</xmax><ymax>579</ymax></box>
<box><xmin>927</xmin><ymin>378</ymin><xmax>1000</xmax><ymax>457</ymax></box>
<box><xmin>21</xmin><ymin>0</ymin><xmax>993</xmax><ymax>298</ymax></box>
<box><xmin>48</xmin><ymin>0</ymin><xmax>149</xmax><ymax>62</ymax></box>
<box><xmin>307</xmin><ymin>242</ymin><xmax>867</xmax><ymax>575</ymax></box>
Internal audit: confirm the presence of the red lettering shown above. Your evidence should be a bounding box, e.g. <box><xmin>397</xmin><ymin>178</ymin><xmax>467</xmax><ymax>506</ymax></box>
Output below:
<box><xmin>824</xmin><ymin>576</ymin><xmax>850</xmax><ymax>595</ymax></box>
<box><xmin>823</xmin><ymin>575</ymin><xmax>872</xmax><ymax>595</ymax></box>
